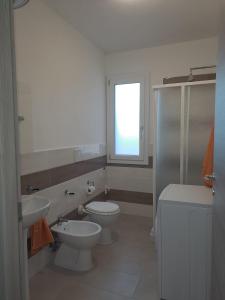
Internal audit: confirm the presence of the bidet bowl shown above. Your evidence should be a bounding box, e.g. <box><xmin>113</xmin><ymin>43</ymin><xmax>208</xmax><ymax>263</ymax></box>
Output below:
<box><xmin>52</xmin><ymin>220</ymin><xmax>102</xmax><ymax>249</ymax></box>
<box><xmin>52</xmin><ymin>220</ymin><xmax>102</xmax><ymax>271</ymax></box>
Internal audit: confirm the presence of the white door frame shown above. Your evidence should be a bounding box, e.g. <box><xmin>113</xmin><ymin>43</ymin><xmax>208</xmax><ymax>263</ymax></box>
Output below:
<box><xmin>0</xmin><ymin>0</ymin><xmax>23</xmax><ymax>299</ymax></box>
<box><xmin>107</xmin><ymin>72</ymin><xmax>150</xmax><ymax>165</ymax></box>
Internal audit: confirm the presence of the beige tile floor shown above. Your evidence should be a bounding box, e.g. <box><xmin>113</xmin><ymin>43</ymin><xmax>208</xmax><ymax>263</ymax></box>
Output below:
<box><xmin>30</xmin><ymin>214</ymin><xmax>159</xmax><ymax>300</ymax></box>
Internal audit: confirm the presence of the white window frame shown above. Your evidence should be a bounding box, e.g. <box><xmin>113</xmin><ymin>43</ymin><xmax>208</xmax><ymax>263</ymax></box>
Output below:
<box><xmin>107</xmin><ymin>73</ymin><xmax>149</xmax><ymax>165</ymax></box>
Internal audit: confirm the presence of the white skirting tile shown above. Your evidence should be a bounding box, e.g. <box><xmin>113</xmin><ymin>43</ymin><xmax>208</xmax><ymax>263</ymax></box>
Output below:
<box><xmin>111</xmin><ymin>200</ymin><xmax>153</xmax><ymax>218</ymax></box>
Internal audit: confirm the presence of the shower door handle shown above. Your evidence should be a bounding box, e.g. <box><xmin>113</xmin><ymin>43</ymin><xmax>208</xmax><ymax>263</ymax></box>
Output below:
<box><xmin>204</xmin><ymin>174</ymin><xmax>216</xmax><ymax>196</ymax></box>
<box><xmin>204</xmin><ymin>174</ymin><xmax>216</xmax><ymax>181</ymax></box>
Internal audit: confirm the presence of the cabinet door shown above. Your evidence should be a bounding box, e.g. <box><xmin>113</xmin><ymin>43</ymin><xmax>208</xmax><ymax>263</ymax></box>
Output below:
<box><xmin>155</xmin><ymin>87</ymin><xmax>182</xmax><ymax>202</ymax></box>
<box><xmin>159</xmin><ymin>202</ymin><xmax>212</xmax><ymax>300</ymax></box>
<box><xmin>160</xmin><ymin>203</ymin><xmax>189</xmax><ymax>300</ymax></box>
<box><xmin>189</xmin><ymin>208</ymin><xmax>212</xmax><ymax>300</ymax></box>
<box><xmin>184</xmin><ymin>84</ymin><xmax>215</xmax><ymax>185</ymax></box>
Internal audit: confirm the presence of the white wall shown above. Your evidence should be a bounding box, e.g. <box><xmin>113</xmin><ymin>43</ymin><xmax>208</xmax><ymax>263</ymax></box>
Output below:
<box><xmin>36</xmin><ymin>169</ymin><xmax>106</xmax><ymax>226</ymax></box>
<box><xmin>105</xmin><ymin>37</ymin><xmax>218</xmax><ymax>192</ymax></box>
<box><xmin>14</xmin><ymin>0</ymin><xmax>218</xmax><ymax>195</ymax></box>
<box><xmin>107</xmin><ymin>166</ymin><xmax>153</xmax><ymax>193</ymax></box>
<box><xmin>106</xmin><ymin>37</ymin><xmax>218</xmax><ymax>83</ymax></box>
<box><xmin>14</xmin><ymin>1</ymin><xmax>107</xmax><ymax>278</ymax></box>
<box><xmin>14</xmin><ymin>0</ymin><xmax>106</xmax><ymax>154</ymax></box>
<box><xmin>106</xmin><ymin>37</ymin><xmax>218</xmax><ymax>146</ymax></box>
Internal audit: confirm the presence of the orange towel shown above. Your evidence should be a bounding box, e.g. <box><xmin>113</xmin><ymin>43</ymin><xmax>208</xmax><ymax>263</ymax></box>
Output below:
<box><xmin>202</xmin><ymin>127</ymin><xmax>214</xmax><ymax>188</ymax></box>
<box><xmin>30</xmin><ymin>218</ymin><xmax>54</xmax><ymax>255</ymax></box>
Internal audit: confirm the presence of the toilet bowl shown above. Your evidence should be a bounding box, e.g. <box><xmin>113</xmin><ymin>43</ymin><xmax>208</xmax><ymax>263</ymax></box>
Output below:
<box><xmin>85</xmin><ymin>201</ymin><xmax>120</xmax><ymax>245</ymax></box>
<box><xmin>52</xmin><ymin>220</ymin><xmax>101</xmax><ymax>271</ymax></box>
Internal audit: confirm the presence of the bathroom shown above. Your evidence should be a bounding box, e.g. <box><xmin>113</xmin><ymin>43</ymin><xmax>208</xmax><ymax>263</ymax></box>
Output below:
<box><xmin>1</xmin><ymin>0</ymin><xmax>225</xmax><ymax>300</ymax></box>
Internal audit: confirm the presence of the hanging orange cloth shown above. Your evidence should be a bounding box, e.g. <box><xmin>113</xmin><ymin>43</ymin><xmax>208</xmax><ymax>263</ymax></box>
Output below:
<box><xmin>202</xmin><ymin>127</ymin><xmax>214</xmax><ymax>188</ymax></box>
<box><xmin>30</xmin><ymin>218</ymin><xmax>54</xmax><ymax>256</ymax></box>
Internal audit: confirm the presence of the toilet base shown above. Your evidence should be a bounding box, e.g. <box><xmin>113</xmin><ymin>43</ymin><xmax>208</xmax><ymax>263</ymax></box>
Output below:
<box><xmin>98</xmin><ymin>227</ymin><xmax>113</xmax><ymax>245</ymax></box>
<box><xmin>54</xmin><ymin>244</ymin><xmax>94</xmax><ymax>272</ymax></box>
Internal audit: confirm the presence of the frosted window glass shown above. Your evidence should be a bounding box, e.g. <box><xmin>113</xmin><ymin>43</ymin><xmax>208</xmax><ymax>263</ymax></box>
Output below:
<box><xmin>115</xmin><ymin>83</ymin><xmax>140</xmax><ymax>156</ymax></box>
<box><xmin>156</xmin><ymin>87</ymin><xmax>181</xmax><ymax>201</ymax></box>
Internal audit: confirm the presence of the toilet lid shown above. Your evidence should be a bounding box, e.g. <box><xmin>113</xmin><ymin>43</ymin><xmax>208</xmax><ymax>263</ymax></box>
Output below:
<box><xmin>86</xmin><ymin>201</ymin><xmax>120</xmax><ymax>215</ymax></box>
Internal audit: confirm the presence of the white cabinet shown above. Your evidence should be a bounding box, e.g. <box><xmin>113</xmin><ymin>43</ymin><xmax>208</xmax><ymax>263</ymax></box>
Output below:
<box><xmin>157</xmin><ymin>184</ymin><xmax>212</xmax><ymax>300</ymax></box>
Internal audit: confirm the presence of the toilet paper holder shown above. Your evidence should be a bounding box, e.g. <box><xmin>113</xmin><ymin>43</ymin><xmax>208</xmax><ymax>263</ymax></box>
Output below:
<box><xmin>86</xmin><ymin>180</ymin><xmax>96</xmax><ymax>195</ymax></box>
<box><xmin>87</xmin><ymin>180</ymin><xmax>95</xmax><ymax>186</ymax></box>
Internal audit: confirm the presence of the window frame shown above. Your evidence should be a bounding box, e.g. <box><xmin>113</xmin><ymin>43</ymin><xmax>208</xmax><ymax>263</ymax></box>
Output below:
<box><xmin>107</xmin><ymin>73</ymin><xmax>149</xmax><ymax>165</ymax></box>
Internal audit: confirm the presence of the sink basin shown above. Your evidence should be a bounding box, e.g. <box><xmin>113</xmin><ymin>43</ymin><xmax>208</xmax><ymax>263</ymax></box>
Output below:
<box><xmin>22</xmin><ymin>195</ymin><xmax>50</xmax><ymax>228</ymax></box>
<box><xmin>21</xmin><ymin>195</ymin><xmax>51</xmax><ymax>300</ymax></box>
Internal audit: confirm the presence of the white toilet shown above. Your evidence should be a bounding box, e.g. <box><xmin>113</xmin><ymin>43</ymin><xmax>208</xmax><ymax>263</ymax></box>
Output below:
<box><xmin>52</xmin><ymin>220</ymin><xmax>101</xmax><ymax>271</ymax></box>
<box><xmin>85</xmin><ymin>201</ymin><xmax>120</xmax><ymax>245</ymax></box>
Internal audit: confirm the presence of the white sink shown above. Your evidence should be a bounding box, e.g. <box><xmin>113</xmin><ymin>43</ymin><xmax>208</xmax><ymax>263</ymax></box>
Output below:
<box><xmin>21</xmin><ymin>194</ymin><xmax>51</xmax><ymax>300</ymax></box>
<box><xmin>22</xmin><ymin>195</ymin><xmax>50</xmax><ymax>228</ymax></box>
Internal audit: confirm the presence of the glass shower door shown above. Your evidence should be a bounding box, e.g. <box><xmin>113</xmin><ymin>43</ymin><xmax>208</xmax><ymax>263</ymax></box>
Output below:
<box><xmin>155</xmin><ymin>87</ymin><xmax>182</xmax><ymax>202</ymax></box>
<box><xmin>184</xmin><ymin>83</ymin><xmax>215</xmax><ymax>185</ymax></box>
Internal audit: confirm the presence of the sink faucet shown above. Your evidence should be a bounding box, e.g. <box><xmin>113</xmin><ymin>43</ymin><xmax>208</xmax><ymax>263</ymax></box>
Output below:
<box><xmin>57</xmin><ymin>216</ymin><xmax>68</xmax><ymax>225</ymax></box>
<box><xmin>64</xmin><ymin>189</ymin><xmax>76</xmax><ymax>196</ymax></box>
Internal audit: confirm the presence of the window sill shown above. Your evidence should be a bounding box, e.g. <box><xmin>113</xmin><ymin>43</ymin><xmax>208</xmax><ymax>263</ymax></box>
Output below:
<box><xmin>107</xmin><ymin>156</ymin><xmax>153</xmax><ymax>169</ymax></box>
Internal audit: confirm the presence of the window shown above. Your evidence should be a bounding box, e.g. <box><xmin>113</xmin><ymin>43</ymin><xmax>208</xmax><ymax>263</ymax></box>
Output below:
<box><xmin>115</xmin><ymin>83</ymin><xmax>140</xmax><ymax>156</ymax></box>
<box><xmin>107</xmin><ymin>73</ymin><xmax>149</xmax><ymax>165</ymax></box>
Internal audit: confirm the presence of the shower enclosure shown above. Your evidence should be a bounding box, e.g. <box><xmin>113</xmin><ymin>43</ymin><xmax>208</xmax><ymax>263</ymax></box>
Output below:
<box><xmin>153</xmin><ymin>80</ymin><xmax>215</xmax><ymax>215</ymax></box>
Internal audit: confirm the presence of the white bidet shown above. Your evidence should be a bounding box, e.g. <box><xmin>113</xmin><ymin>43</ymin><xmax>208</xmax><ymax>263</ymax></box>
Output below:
<box><xmin>52</xmin><ymin>220</ymin><xmax>101</xmax><ymax>271</ymax></box>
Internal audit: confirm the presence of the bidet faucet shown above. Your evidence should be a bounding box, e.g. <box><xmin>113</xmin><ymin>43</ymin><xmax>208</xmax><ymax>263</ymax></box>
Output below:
<box><xmin>57</xmin><ymin>216</ymin><xmax>68</xmax><ymax>225</ymax></box>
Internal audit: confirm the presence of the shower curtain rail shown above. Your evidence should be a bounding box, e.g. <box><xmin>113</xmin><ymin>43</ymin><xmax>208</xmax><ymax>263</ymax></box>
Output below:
<box><xmin>153</xmin><ymin>79</ymin><xmax>216</xmax><ymax>90</ymax></box>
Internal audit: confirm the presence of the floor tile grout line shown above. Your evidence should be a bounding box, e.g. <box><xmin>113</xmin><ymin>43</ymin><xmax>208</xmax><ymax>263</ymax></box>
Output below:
<box><xmin>30</xmin><ymin>214</ymin><xmax>157</xmax><ymax>300</ymax></box>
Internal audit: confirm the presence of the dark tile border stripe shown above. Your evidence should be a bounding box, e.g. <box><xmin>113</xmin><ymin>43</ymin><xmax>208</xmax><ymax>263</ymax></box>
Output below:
<box><xmin>58</xmin><ymin>192</ymin><xmax>107</xmax><ymax>224</ymax></box>
<box><xmin>21</xmin><ymin>155</ymin><xmax>153</xmax><ymax>195</ymax></box>
<box><xmin>21</xmin><ymin>155</ymin><xmax>107</xmax><ymax>194</ymax></box>
<box><xmin>107</xmin><ymin>156</ymin><xmax>153</xmax><ymax>169</ymax></box>
<box><xmin>106</xmin><ymin>189</ymin><xmax>153</xmax><ymax>205</ymax></box>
